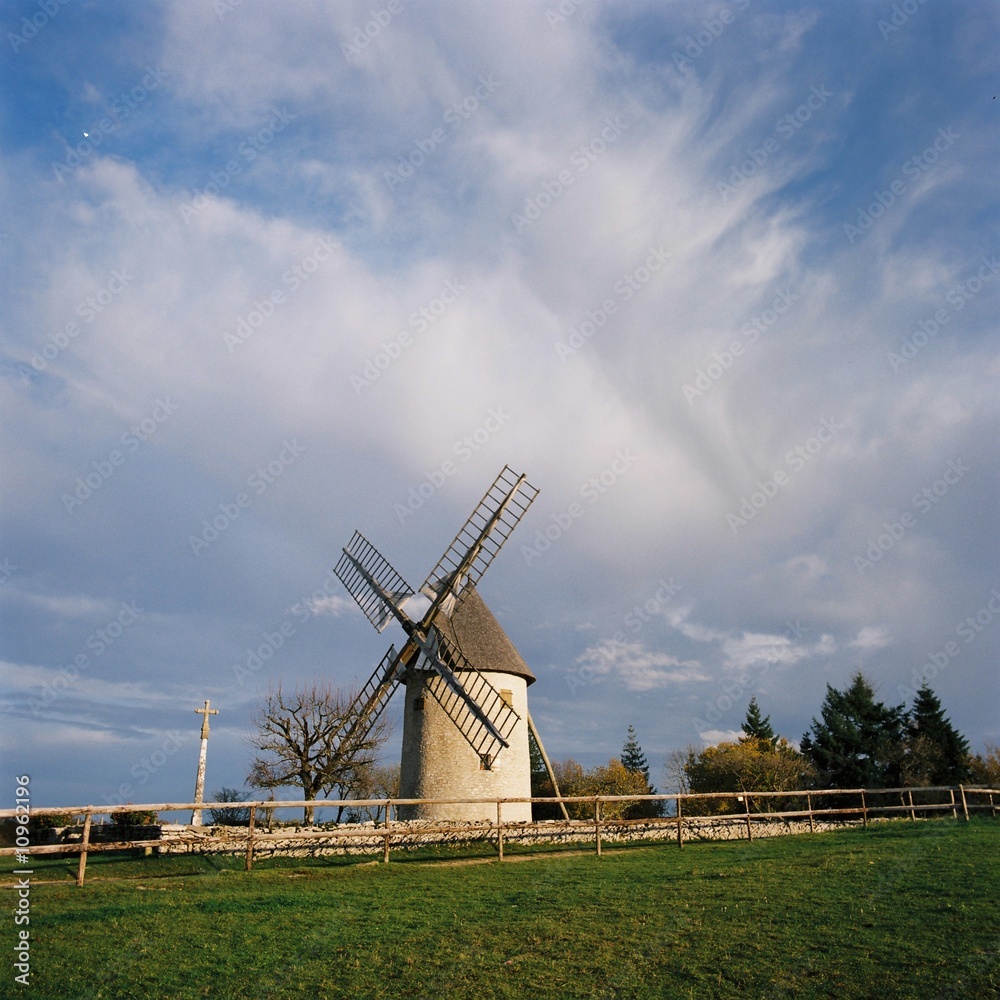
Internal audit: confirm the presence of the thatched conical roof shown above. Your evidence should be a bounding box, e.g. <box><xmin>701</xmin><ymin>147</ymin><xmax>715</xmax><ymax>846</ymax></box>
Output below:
<box><xmin>431</xmin><ymin>584</ymin><xmax>535</xmax><ymax>685</ymax></box>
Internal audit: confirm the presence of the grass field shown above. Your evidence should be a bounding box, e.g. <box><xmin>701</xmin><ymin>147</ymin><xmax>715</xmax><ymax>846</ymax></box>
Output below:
<box><xmin>4</xmin><ymin>819</ymin><xmax>998</xmax><ymax>999</ymax></box>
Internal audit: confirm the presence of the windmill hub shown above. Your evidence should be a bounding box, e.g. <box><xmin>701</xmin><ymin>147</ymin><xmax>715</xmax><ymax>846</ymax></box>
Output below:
<box><xmin>334</xmin><ymin>466</ymin><xmax>540</xmax><ymax>822</ymax></box>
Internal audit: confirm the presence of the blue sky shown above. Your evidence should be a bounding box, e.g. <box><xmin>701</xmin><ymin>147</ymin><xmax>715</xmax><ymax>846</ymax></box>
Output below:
<box><xmin>1</xmin><ymin>0</ymin><xmax>997</xmax><ymax>811</ymax></box>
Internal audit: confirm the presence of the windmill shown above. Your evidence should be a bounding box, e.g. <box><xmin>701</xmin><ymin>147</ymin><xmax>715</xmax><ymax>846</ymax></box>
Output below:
<box><xmin>333</xmin><ymin>465</ymin><xmax>555</xmax><ymax>822</ymax></box>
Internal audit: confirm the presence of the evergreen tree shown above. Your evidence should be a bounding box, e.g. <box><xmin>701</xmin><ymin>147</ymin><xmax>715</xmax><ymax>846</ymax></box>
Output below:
<box><xmin>904</xmin><ymin>685</ymin><xmax>970</xmax><ymax>785</ymax></box>
<box><xmin>621</xmin><ymin>725</ymin><xmax>651</xmax><ymax>784</ymax></box>
<box><xmin>740</xmin><ymin>697</ymin><xmax>777</xmax><ymax>744</ymax></box>
<box><xmin>621</xmin><ymin>725</ymin><xmax>660</xmax><ymax>817</ymax></box>
<box><xmin>800</xmin><ymin>672</ymin><xmax>906</xmax><ymax>789</ymax></box>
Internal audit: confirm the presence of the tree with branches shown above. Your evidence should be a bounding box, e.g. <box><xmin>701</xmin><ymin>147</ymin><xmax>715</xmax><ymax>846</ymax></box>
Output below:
<box><xmin>740</xmin><ymin>697</ymin><xmax>777</xmax><ymax>745</ymax></box>
<box><xmin>903</xmin><ymin>684</ymin><xmax>970</xmax><ymax>786</ymax></box>
<box><xmin>800</xmin><ymin>672</ymin><xmax>906</xmax><ymax>789</ymax></box>
<box><xmin>621</xmin><ymin>725</ymin><xmax>660</xmax><ymax>817</ymax></box>
<box><xmin>247</xmin><ymin>680</ymin><xmax>391</xmax><ymax>823</ymax></box>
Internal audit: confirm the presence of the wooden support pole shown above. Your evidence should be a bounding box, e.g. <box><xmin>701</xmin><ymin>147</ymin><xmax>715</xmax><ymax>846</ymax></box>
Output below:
<box><xmin>676</xmin><ymin>796</ymin><xmax>683</xmax><ymax>848</ymax></box>
<box><xmin>742</xmin><ymin>796</ymin><xmax>753</xmax><ymax>842</ymax></box>
<box><xmin>908</xmin><ymin>790</ymin><xmax>916</xmax><ymax>822</ymax></box>
<box><xmin>594</xmin><ymin>798</ymin><xmax>602</xmax><ymax>857</ymax></box>
<box><xmin>527</xmin><ymin>711</ymin><xmax>570</xmax><ymax>822</ymax></box>
<box><xmin>949</xmin><ymin>788</ymin><xmax>957</xmax><ymax>819</ymax></box>
<box><xmin>861</xmin><ymin>790</ymin><xmax>868</xmax><ymax>829</ymax></box>
<box><xmin>244</xmin><ymin>806</ymin><xmax>256</xmax><ymax>872</ymax></box>
<box><xmin>959</xmin><ymin>785</ymin><xmax>969</xmax><ymax>822</ymax></box>
<box><xmin>496</xmin><ymin>800</ymin><xmax>504</xmax><ymax>862</ymax></box>
<box><xmin>76</xmin><ymin>811</ymin><xmax>93</xmax><ymax>888</ymax></box>
<box><xmin>807</xmin><ymin>793</ymin><xmax>815</xmax><ymax>834</ymax></box>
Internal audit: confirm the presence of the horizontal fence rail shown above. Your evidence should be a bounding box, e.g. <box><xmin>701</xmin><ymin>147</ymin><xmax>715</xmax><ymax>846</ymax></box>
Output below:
<box><xmin>2</xmin><ymin>785</ymin><xmax>996</xmax><ymax>886</ymax></box>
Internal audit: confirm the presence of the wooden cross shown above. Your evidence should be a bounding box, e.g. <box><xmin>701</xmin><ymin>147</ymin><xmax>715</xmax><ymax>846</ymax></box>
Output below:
<box><xmin>194</xmin><ymin>699</ymin><xmax>218</xmax><ymax>739</ymax></box>
<box><xmin>191</xmin><ymin>700</ymin><xmax>220</xmax><ymax>826</ymax></box>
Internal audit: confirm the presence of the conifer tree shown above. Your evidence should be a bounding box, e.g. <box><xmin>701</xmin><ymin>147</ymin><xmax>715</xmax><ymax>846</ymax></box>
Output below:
<box><xmin>740</xmin><ymin>697</ymin><xmax>777</xmax><ymax>744</ymax></box>
<box><xmin>800</xmin><ymin>672</ymin><xmax>906</xmax><ymax>788</ymax></box>
<box><xmin>621</xmin><ymin>725</ymin><xmax>659</xmax><ymax>817</ymax></box>
<box><xmin>904</xmin><ymin>685</ymin><xmax>970</xmax><ymax>785</ymax></box>
<box><xmin>621</xmin><ymin>725</ymin><xmax>651</xmax><ymax>784</ymax></box>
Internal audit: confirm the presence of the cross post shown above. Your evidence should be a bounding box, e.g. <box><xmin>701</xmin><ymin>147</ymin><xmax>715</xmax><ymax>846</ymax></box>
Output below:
<box><xmin>191</xmin><ymin>700</ymin><xmax>219</xmax><ymax>826</ymax></box>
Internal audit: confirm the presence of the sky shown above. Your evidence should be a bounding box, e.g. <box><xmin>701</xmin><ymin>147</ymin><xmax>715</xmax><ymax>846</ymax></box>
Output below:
<box><xmin>1</xmin><ymin>0</ymin><xmax>997</xmax><ymax>813</ymax></box>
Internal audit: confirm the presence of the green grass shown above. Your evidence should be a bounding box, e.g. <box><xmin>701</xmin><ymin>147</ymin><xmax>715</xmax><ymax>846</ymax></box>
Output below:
<box><xmin>5</xmin><ymin>819</ymin><xmax>998</xmax><ymax>999</ymax></box>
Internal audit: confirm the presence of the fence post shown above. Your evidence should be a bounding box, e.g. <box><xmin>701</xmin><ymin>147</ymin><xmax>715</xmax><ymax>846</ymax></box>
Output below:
<box><xmin>742</xmin><ymin>796</ymin><xmax>753</xmax><ymax>842</ymax></box>
<box><xmin>949</xmin><ymin>788</ymin><xmax>957</xmax><ymax>820</ymax></box>
<box><xmin>959</xmin><ymin>785</ymin><xmax>970</xmax><ymax>822</ymax></box>
<box><xmin>908</xmin><ymin>790</ymin><xmax>916</xmax><ymax>822</ymax></box>
<box><xmin>861</xmin><ymin>790</ymin><xmax>868</xmax><ymax>829</ymax></box>
<box><xmin>76</xmin><ymin>811</ymin><xmax>93</xmax><ymax>888</ymax></box>
<box><xmin>676</xmin><ymin>796</ymin><xmax>683</xmax><ymax>849</ymax></box>
<box><xmin>496</xmin><ymin>800</ymin><xmax>504</xmax><ymax>862</ymax></box>
<box><xmin>244</xmin><ymin>806</ymin><xmax>256</xmax><ymax>872</ymax></box>
<box><xmin>807</xmin><ymin>793</ymin><xmax>815</xmax><ymax>834</ymax></box>
<box><xmin>383</xmin><ymin>799</ymin><xmax>392</xmax><ymax>864</ymax></box>
<box><xmin>594</xmin><ymin>798</ymin><xmax>602</xmax><ymax>857</ymax></box>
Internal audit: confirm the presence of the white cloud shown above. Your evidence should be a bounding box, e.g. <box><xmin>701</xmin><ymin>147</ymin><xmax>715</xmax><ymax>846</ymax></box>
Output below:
<box><xmin>850</xmin><ymin>626</ymin><xmax>894</xmax><ymax>650</ymax></box>
<box><xmin>573</xmin><ymin>639</ymin><xmax>709</xmax><ymax>692</ymax></box>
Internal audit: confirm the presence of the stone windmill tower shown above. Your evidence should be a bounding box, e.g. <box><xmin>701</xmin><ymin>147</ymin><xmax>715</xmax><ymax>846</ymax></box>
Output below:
<box><xmin>333</xmin><ymin>466</ymin><xmax>544</xmax><ymax>822</ymax></box>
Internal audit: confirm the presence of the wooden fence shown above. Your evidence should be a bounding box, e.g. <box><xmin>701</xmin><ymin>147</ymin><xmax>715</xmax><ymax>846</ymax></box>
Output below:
<box><xmin>2</xmin><ymin>785</ymin><xmax>996</xmax><ymax>886</ymax></box>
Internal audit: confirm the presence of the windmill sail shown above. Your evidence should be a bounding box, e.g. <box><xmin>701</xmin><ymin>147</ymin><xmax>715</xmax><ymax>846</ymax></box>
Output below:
<box><xmin>335</xmin><ymin>645</ymin><xmax>409</xmax><ymax>748</ymax></box>
<box><xmin>417</xmin><ymin>629</ymin><xmax>521</xmax><ymax>762</ymax></box>
<box><xmin>335</xmin><ymin>531</ymin><xmax>415</xmax><ymax>632</ymax></box>
<box><xmin>419</xmin><ymin>465</ymin><xmax>538</xmax><ymax>612</ymax></box>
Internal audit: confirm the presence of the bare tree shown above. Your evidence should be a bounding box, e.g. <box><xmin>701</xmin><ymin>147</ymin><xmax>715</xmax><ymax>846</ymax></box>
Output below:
<box><xmin>247</xmin><ymin>679</ymin><xmax>391</xmax><ymax>823</ymax></box>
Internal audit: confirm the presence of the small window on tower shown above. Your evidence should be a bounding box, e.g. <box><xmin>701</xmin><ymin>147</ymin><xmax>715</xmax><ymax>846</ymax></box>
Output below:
<box><xmin>479</xmin><ymin>753</ymin><xmax>493</xmax><ymax>771</ymax></box>
<box><xmin>413</xmin><ymin>698</ymin><xmax>424</xmax><ymax>712</ymax></box>
<box><xmin>500</xmin><ymin>689</ymin><xmax>513</xmax><ymax>708</ymax></box>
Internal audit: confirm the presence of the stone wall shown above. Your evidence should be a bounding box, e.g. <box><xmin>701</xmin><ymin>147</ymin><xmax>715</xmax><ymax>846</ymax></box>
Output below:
<box><xmin>146</xmin><ymin>814</ymin><xmax>871</xmax><ymax>858</ymax></box>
